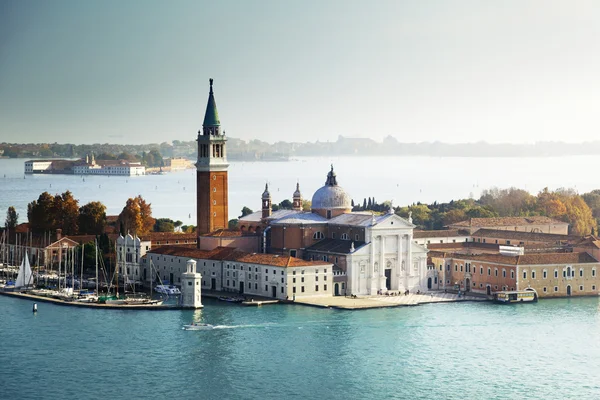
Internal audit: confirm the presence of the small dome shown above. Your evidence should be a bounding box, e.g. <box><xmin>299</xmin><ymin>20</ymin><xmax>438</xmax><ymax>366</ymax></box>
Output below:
<box><xmin>311</xmin><ymin>165</ymin><xmax>351</xmax><ymax>210</ymax></box>
<box><xmin>293</xmin><ymin>182</ymin><xmax>302</xmax><ymax>198</ymax></box>
<box><xmin>262</xmin><ymin>183</ymin><xmax>271</xmax><ymax>200</ymax></box>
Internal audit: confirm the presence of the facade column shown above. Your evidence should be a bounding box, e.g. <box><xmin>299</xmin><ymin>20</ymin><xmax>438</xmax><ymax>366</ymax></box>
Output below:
<box><xmin>380</xmin><ymin>235</ymin><xmax>385</xmax><ymax>290</ymax></box>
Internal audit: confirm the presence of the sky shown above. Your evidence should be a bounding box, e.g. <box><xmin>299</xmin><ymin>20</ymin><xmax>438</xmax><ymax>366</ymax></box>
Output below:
<box><xmin>1</xmin><ymin>0</ymin><xmax>599</xmax><ymax>145</ymax></box>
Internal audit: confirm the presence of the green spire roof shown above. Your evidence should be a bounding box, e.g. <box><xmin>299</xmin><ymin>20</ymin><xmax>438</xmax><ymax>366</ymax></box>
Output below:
<box><xmin>203</xmin><ymin>78</ymin><xmax>220</xmax><ymax>127</ymax></box>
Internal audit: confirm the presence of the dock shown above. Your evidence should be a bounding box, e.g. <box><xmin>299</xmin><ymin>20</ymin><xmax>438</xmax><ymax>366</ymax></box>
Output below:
<box><xmin>241</xmin><ymin>299</ymin><xmax>279</xmax><ymax>306</ymax></box>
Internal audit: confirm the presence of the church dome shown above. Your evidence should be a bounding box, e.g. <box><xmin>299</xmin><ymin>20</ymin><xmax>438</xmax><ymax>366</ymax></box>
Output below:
<box><xmin>311</xmin><ymin>166</ymin><xmax>351</xmax><ymax>210</ymax></box>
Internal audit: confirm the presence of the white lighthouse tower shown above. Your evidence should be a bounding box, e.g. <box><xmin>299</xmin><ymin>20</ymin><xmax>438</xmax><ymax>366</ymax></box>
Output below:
<box><xmin>181</xmin><ymin>259</ymin><xmax>203</xmax><ymax>308</ymax></box>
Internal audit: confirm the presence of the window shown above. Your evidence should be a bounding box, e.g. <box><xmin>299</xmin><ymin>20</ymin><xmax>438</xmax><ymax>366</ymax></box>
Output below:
<box><xmin>531</xmin><ymin>270</ymin><xmax>536</xmax><ymax>279</ymax></box>
<box><xmin>301</xmin><ymin>277</ymin><xmax>305</xmax><ymax>283</ymax></box>
<box><xmin>281</xmin><ymin>287</ymin><xmax>284</xmax><ymax>293</ymax></box>
<box><xmin>315</xmin><ymin>276</ymin><xmax>319</xmax><ymax>282</ymax></box>
<box><xmin>593</xmin><ymin>285</ymin><xmax>596</xmax><ymax>291</ymax></box>
<box><xmin>332</xmin><ymin>232</ymin><xmax>336</xmax><ymax>239</ymax></box>
<box><xmin>543</xmin><ymin>270</ymin><xmax>547</xmax><ymax>279</ymax></box>
<box><xmin>293</xmin><ymin>287</ymin><xmax>296</xmax><ymax>293</ymax></box>
<box><xmin>554</xmin><ymin>286</ymin><xmax>558</xmax><ymax>292</ymax></box>
<box><xmin>341</xmin><ymin>233</ymin><xmax>349</xmax><ymax>240</ymax></box>
<box><xmin>324</xmin><ymin>284</ymin><xmax>327</xmax><ymax>291</ymax></box>
<box><xmin>593</xmin><ymin>269</ymin><xmax>597</xmax><ymax>277</ymax></box>
<box><xmin>248</xmin><ymin>282</ymin><xmax>251</xmax><ymax>289</ymax></box>
<box><xmin>460</xmin><ymin>264</ymin><xmax>463</xmax><ymax>272</ymax></box>
<box><xmin>355</xmin><ymin>234</ymin><xmax>359</xmax><ymax>241</ymax></box>
<box><xmin>455</xmin><ymin>264</ymin><xmax>458</xmax><ymax>272</ymax></box>
<box><xmin>543</xmin><ymin>287</ymin><xmax>547</xmax><ymax>292</ymax></box>
<box><xmin>315</xmin><ymin>285</ymin><xmax>319</xmax><ymax>291</ymax></box>
<box><xmin>293</xmin><ymin>278</ymin><xmax>296</xmax><ymax>283</ymax></box>
<box><xmin>324</xmin><ymin>269</ymin><xmax>327</xmax><ymax>274</ymax></box>
<box><xmin>281</xmin><ymin>278</ymin><xmax>284</xmax><ymax>283</ymax></box>
<box><xmin>488</xmin><ymin>268</ymin><xmax>491</xmax><ymax>276</ymax></box>
<box><xmin>580</xmin><ymin>269</ymin><xmax>584</xmax><ymax>277</ymax></box>
<box><xmin>523</xmin><ymin>271</ymin><xmax>527</xmax><ymax>279</ymax></box>
<box><xmin>290</xmin><ymin>250</ymin><xmax>297</xmax><ymax>257</ymax></box>
<box><xmin>301</xmin><ymin>286</ymin><xmax>305</xmax><ymax>293</ymax></box>
<box><xmin>554</xmin><ymin>270</ymin><xmax>558</xmax><ymax>278</ymax></box>
<box><xmin>226</xmin><ymin>280</ymin><xmax>229</xmax><ymax>286</ymax></box>
<box><xmin>502</xmin><ymin>269</ymin><xmax>506</xmax><ymax>278</ymax></box>
<box><xmin>480</xmin><ymin>267</ymin><xmax>483</xmax><ymax>275</ymax></box>
<box><xmin>495</xmin><ymin>269</ymin><xmax>498</xmax><ymax>277</ymax></box>
<box><xmin>265</xmin><ymin>285</ymin><xmax>268</xmax><ymax>291</ymax></box>
<box><xmin>313</xmin><ymin>231</ymin><xmax>324</xmax><ymax>240</ymax></box>
<box><xmin>255</xmin><ymin>283</ymin><xmax>258</xmax><ymax>290</ymax></box>
<box><xmin>579</xmin><ymin>285</ymin><xmax>584</xmax><ymax>291</ymax></box>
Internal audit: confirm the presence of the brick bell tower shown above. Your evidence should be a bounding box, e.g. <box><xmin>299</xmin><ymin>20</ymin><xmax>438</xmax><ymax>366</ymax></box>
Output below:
<box><xmin>196</xmin><ymin>78</ymin><xmax>229</xmax><ymax>236</ymax></box>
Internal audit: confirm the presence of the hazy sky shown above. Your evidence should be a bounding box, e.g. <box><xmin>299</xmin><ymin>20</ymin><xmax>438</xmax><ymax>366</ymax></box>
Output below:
<box><xmin>1</xmin><ymin>0</ymin><xmax>599</xmax><ymax>145</ymax></box>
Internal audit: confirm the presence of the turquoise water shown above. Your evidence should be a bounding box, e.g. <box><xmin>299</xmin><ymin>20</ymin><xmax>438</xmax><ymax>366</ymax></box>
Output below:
<box><xmin>1</xmin><ymin>296</ymin><xmax>599</xmax><ymax>400</ymax></box>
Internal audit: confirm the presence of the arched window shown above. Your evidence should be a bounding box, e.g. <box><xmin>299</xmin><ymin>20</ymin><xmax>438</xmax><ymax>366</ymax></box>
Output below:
<box><xmin>341</xmin><ymin>233</ymin><xmax>349</xmax><ymax>240</ymax></box>
<box><xmin>313</xmin><ymin>231</ymin><xmax>324</xmax><ymax>240</ymax></box>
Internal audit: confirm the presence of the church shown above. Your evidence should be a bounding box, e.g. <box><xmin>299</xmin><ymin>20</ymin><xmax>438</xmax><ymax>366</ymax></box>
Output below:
<box><xmin>195</xmin><ymin>79</ymin><xmax>429</xmax><ymax>296</ymax></box>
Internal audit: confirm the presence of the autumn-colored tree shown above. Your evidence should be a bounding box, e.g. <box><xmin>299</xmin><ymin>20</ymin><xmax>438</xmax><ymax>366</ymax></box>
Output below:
<box><xmin>118</xmin><ymin>195</ymin><xmax>154</xmax><ymax>235</ymax></box>
<box><xmin>5</xmin><ymin>206</ymin><xmax>18</xmax><ymax>229</ymax></box>
<box><xmin>563</xmin><ymin>196</ymin><xmax>597</xmax><ymax>236</ymax></box>
<box><xmin>27</xmin><ymin>192</ymin><xmax>55</xmax><ymax>234</ymax></box>
<box><xmin>302</xmin><ymin>200</ymin><xmax>312</xmax><ymax>211</ymax></box>
<box><xmin>52</xmin><ymin>191</ymin><xmax>79</xmax><ymax>235</ymax></box>
<box><xmin>118</xmin><ymin>198</ymin><xmax>143</xmax><ymax>235</ymax></box>
<box><xmin>479</xmin><ymin>187</ymin><xmax>536</xmax><ymax>216</ymax></box>
<box><xmin>442</xmin><ymin>209</ymin><xmax>467</xmax><ymax>225</ymax></box>
<box><xmin>79</xmin><ymin>201</ymin><xmax>107</xmax><ymax>235</ymax></box>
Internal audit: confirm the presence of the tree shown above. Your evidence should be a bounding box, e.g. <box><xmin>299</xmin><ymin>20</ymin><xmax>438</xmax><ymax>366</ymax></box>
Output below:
<box><xmin>154</xmin><ymin>218</ymin><xmax>175</xmax><ymax>232</ymax></box>
<box><xmin>52</xmin><ymin>191</ymin><xmax>79</xmax><ymax>235</ymax></box>
<box><xmin>78</xmin><ymin>201</ymin><xmax>107</xmax><ymax>235</ymax></box>
<box><xmin>302</xmin><ymin>200</ymin><xmax>311</xmax><ymax>211</ymax></box>
<box><xmin>279</xmin><ymin>199</ymin><xmax>293</xmax><ymax>209</ymax></box>
<box><xmin>118</xmin><ymin>196</ymin><xmax>154</xmax><ymax>235</ymax></box>
<box><xmin>27</xmin><ymin>192</ymin><xmax>55</xmax><ymax>234</ymax></box>
<box><xmin>563</xmin><ymin>196</ymin><xmax>597</xmax><ymax>236</ymax></box>
<box><xmin>228</xmin><ymin>219</ymin><xmax>239</xmax><ymax>229</ymax></box>
<box><xmin>239</xmin><ymin>207</ymin><xmax>254</xmax><ymax>218</ymax></box>
<box><xmin>408</xmin><ymin>204</ymin><xmax>431</xmax><ymax>227</ymax></box>
<box><xmin>5</xmin><ymin>206</ymin><xmax>18</xmax><ymax>229</ymax></box>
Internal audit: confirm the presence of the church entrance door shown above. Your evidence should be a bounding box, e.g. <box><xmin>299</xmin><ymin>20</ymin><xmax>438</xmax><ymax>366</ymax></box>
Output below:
<box><xmin>384</xmin><ymin>269</ymin><xmax>391</xmax><ymax>290</ymax></box>
<box><xmin>427</xmin><ymin>277</ymin><xmax>432</xmax><ymax>290</ymax></box>
<box><xmin>239</xmin><ymin>281</ymin><xmax>244</xmax><ymax>294</ymax></box>
<box><xmin>271</xmin><ymin>286</ymin><xmax>277</xmax><ymax>298</ymax></box>
<box><xmin>211</xmin><ymin>278</ymin><xmax>216</xmax><ymax>290</ymax></box>
<box><xmin>465</xmin><ymin>278</ymin><xmax>470</xmax><ymax>292</ymax></box>
<box><xmin>334</xmin><ymin>283</ymin><xmax>340</xmax><ymax>296</ymax></box>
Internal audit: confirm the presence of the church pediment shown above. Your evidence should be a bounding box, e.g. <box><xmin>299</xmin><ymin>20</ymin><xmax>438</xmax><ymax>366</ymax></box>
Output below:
<box><xmin>371</xmin><ymin>214</ymin><xmax>415</xmax><ymax>230</ymax></box>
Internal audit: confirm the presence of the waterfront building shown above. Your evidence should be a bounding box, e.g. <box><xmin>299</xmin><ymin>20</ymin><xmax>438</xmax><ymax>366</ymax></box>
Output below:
<box><xmin>429</xmin><ymin>248</ymin><xmax>600</xmax><ymax>297</ymax></box>
<box><xmin>238</xmin><ymin>166</ymin><xmax>429</xmax><ymax>296</ymax></box>
<box><xmin>73</xmin><ymin>154</ymin><xmax>145</xmax><ymax>176</ymax></box>
<box><xmin>196</xmin><ymin>78</ymin><xmax>229</xmax><ymax>235</ymax></box>
<box><xmin>143</xmin><ymin>246</ymin><xmax>333</xmax><ymax>300</ymax></box>
<box><xmin>448</xmin><ymin>216</ymin><xmax>569</xmax><ymax>235</ymax></box>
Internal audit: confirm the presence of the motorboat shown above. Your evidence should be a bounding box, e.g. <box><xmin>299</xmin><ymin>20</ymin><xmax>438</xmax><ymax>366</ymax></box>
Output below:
<box><xmin>183</xmin><ymin>323</ymin><xmax>214</xmax><ymax>330</ymax></box>
<box><xmin>74</xmin><ymin>290</ymin><xmax>99</xmax><ymax>303</ymax></box>
<box><xmin>218</xmin><ymin>296</ymin><xmax>244</xmax><ymax>303</ymax></box>
<box><xmin>494</xmin><ymin>290</ymin><xmax>537</xmax><ymax>304</ymax></box>
<box><xmin>154</xmin><ymin>285</ymin><xmax>182</xmax><ymax>296</ymax></box>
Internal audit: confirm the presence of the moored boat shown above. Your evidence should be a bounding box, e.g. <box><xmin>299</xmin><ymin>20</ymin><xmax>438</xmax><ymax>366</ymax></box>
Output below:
<box><xmin>154</xmin><ymin>285</ymin><xmax>181</xmax><ymax>296</ymax></box>
<box><xmin>494</xmin><ymin>290</ymin><xmax>538</xmax><ymax>304</ymax></box>
<box><xmin>218</xmin><ymin>296</ymin><xmax>244</xmax><ymax>303</ymax></box>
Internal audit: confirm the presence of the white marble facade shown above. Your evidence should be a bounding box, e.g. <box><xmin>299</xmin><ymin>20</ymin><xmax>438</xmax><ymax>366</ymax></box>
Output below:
<box><xmin>346</xmin><ymin>214</ymin><xmax>428</xmax><ymax>295</ymax></box>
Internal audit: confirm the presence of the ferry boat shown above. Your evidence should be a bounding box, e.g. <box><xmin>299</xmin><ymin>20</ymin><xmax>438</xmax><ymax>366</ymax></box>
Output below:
<box><xmin>494</xmin><ymin>290</ymin><xmax>537</xmax><ymax>304</ymax></box>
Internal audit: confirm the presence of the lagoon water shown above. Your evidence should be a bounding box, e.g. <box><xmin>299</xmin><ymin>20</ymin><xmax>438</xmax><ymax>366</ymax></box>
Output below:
<box><xmin>0</xmin><ymin>155</ymin><xmax>599</xmax><ymax>223</ymax></box>
<box><xmin>1</xmin><ymin>295</ymin><xmax>600</xmax><ymax>400</ymax></box>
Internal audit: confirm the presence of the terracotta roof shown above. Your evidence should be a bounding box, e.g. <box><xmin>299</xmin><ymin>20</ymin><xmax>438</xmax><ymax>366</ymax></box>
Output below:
<box><xmin>146</xmin><ymin>246</ymin><xmax>329</xmax><ymax>268</ymax></box>
<box><xmin>138</xmin><ymin>232</ymin><xmax>197</xmax><ymax>241</ymax></box>
<box><xmin>573</xmin><ymin>236</ymin><xmax>600</xmax><ymax>249</ymax></box>
<box><xmin>15</xmin><ymin>223</ymin><xmax>29</xmax><ymax>233</ymax></box>
<box><xmin>429</xmin><ymin>251</ymin><xmax>597</xmax><ymax>265</ymax></box>
<box><xmin>106</xmin><ymin>215</ymin><xmax>119</xmax><ymax>223</ymax></box>
<box><xmin>414</xmin><ymin>229</ymin><xmax>469</xmax><ymax>239</ymax></box>
<box><xmin>471</xmin><ymin>228</ymin><xmax>578</xmax><ymax>242</ymax></box>
<box><xmin>450</xmin><ymin>217</ymin><xmax>568</xmax><ymax>227</ymax></box>
<box><xmin>65</xmin><ymin>234</ymin><xmax>119</xmax><ymax>244</ymax></box>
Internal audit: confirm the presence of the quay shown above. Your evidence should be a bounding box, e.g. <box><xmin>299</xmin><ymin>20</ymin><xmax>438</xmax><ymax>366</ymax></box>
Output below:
<box><xmin>290</xmin><ymin>291</ymin><xmax>488</xmax><ymax>310</ymax></box>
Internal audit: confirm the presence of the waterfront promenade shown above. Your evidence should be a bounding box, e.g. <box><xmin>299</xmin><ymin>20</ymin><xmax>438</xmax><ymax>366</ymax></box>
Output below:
<box><xmin>293</xmin><ymin>291</ymin><xmax>486</xmax><ymax>309</ymax></box>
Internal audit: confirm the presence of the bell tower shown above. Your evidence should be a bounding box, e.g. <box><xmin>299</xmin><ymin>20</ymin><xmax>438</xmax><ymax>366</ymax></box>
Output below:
<box><xmin>196</xmin><ymin>78</ymin><xmax>229</xmax><ymax>236</ymax></box>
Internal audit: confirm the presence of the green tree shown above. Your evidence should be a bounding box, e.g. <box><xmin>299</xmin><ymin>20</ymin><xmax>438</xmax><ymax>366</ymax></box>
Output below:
<box><xmin>278</xmin><ymin>199</ymin><xmax>293</xmax><ymax>209</ymax></box>
<box><xmin>53</xmin><ymin>191</ymin><xmax>79</xmax><ymax>235</ymax></box>
<box><xmin>5</xmin><ymin>206</ymin><xmax>18</xmax><ymax>229</ymax></box>
<box><xmin>27</xmin><ymin>192</ymin><xmax>56</xmax><ymax>234</ymax></box>
<box><xmin>239</xmin><ymin>206</ymin><xmax>254</xmax><ymax>218</ymax></box>
<box><xmin>228</xmin><ymin>219</ymin><xmax>239</xmax><ymax>229</ymax></box>
<box><xmin>78</xmin><ymin>201</ymin><xmax>107</xmax><ymax>235</ymax></box>
<box><xmin>154</xmin><ymin>218</ymin><xmax>175</xmax><ymax>232</ymax></box>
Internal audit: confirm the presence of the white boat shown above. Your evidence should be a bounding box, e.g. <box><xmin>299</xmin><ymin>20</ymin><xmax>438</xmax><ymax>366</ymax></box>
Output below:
<box><xmin>183</xmin><ymin>323</ymin><xmax>214</xmax><ymax>330</ymax></box>
<box><xmin>154</xmin><ymin>285</ymin><xmax>181</xmax><ymax>295</ymax></box>
<box><xmin>15</xmin><ymin>253</ymin><xmax>33</xmax><ymax>289</ymax></box>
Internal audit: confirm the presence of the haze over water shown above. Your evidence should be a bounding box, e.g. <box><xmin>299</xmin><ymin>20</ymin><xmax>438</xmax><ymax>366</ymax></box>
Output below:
<box><xmin>0</xmin><ymin>156</ymin><xmax>597</xmax><ymax>223</ymax></box>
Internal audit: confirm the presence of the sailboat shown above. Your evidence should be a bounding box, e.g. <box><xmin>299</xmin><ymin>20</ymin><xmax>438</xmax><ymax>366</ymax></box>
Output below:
<box><xmin>15</xmin><ymin>252</ymin><xmax>34</xmax><ymax>290</ymax></box>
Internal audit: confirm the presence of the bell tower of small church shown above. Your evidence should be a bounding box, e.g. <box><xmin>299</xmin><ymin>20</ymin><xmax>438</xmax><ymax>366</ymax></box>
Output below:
<box><xmin>196</xmin><ymin>78</ymin><xmax>229</xmax><ymax>236</ymax></box>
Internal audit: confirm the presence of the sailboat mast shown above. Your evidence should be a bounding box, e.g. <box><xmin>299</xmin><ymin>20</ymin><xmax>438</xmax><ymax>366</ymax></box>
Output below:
<box><xmin>81</xmin><ymin>243</ymin><xmax>84</xmax><ymax>293</ymax></box>
<box><xmin>95</xmin><ymin>239</ymin><xmax>99</xmax><ymax>295</ymax></box>
<box><xmin>116</xmin><ymin>238</ymin><xmax>119</xmax><ymax>297</ymax></box>
<box><xmin>58</xmin><ymin>245</ymin><xmax>62</xmax><ymax>290</ymax></box>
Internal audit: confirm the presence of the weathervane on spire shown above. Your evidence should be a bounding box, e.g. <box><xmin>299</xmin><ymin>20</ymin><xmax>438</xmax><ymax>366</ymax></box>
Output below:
<box><xmin>209</xmin><ymin>78</ymin><xmax>214</xmax><ymax>94</ymax></box>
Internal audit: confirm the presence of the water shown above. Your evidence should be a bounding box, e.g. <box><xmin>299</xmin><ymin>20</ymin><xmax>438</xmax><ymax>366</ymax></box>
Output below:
<box><xmin>0</xmin><ymin>155</ymin><xmax>598</xmax><ymax>223</ymax></box>
<box><xmin>1</xmin><ymin>295</ymin><xmax>599</xmax><ymax>400</ymax></box>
